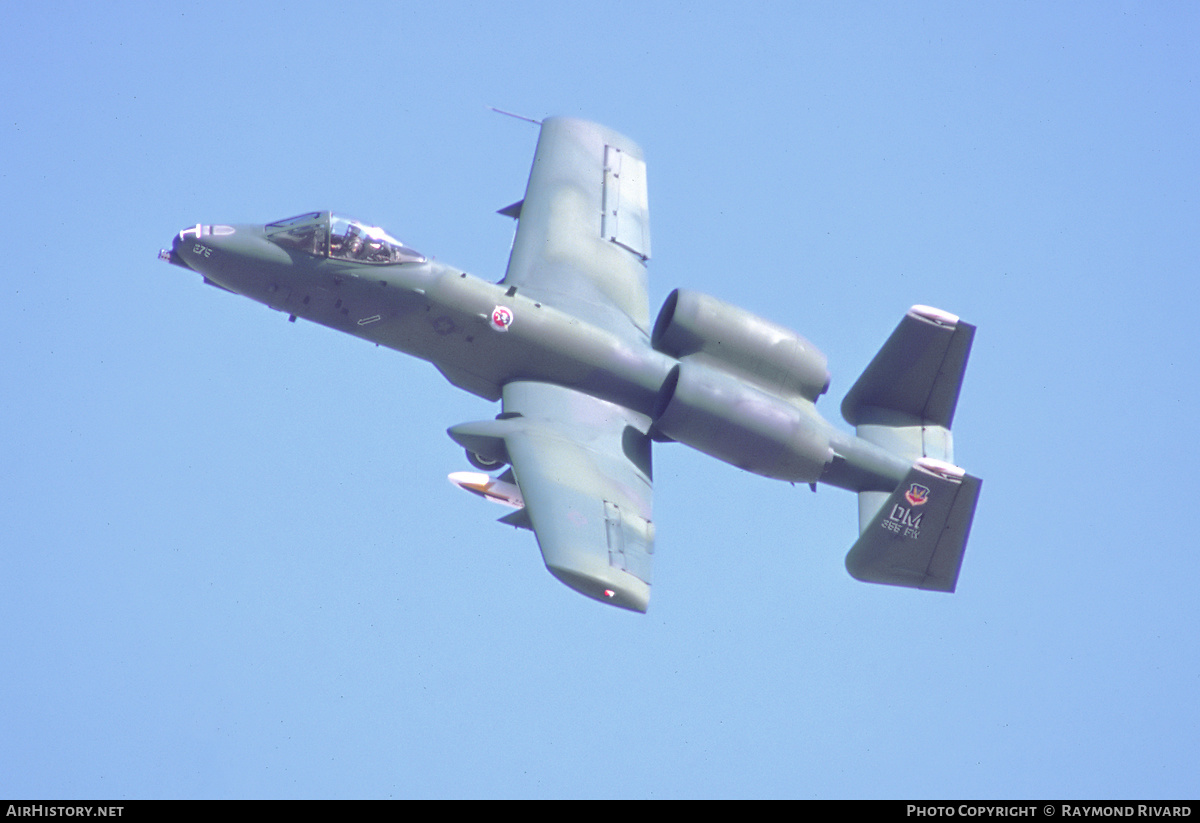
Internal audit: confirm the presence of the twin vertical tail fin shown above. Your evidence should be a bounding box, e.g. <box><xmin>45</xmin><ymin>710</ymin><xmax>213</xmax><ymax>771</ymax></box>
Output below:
<box><xmin>845</xmin><ymin>458</ymin><xmax>981</xmax><ymax>591</ymax></box>
<box><xmin>840</xmin><ymin>306</ymin><xmax>981</xmax><ymax>592</ymax></box>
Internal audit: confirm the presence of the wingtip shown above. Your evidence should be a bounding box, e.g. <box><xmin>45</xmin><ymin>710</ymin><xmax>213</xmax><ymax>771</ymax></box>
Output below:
<box><xmin>547</xmin><ymin>565</ymin><xmax>650</xmax><ymax>613</ymax></box>
<box><xmin>908</xmin><ymin>305</ymin><xmax>960</xmax><ymax>327</ymax></box>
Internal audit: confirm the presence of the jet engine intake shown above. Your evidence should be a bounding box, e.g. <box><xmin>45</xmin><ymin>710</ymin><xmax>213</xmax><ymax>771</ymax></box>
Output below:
<box><xmin>653</xmin><ymin>360</ymin><xmax>833</xmax><ymax>482</ymax></box>
<box><xmin>652</xmin><ymin>289</ymin><xmax>830</xmax><ymax>403</ymax></box>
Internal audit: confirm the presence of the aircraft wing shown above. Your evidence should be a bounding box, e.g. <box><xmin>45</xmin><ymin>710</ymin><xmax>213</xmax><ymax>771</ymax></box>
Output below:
<box><xmin>450</xmin><ymin>119</ymin><xmax>656</xmax><ymax>610</ymax></box>
<box><xmin>501</xmin><ymin>117</ymin><xmax>652</xmax><ymax>340</ymax></box>
<box><xmin>496</xmin><ymin>380</ymin><xmax>655</xmax><ymax>612</ymax></box>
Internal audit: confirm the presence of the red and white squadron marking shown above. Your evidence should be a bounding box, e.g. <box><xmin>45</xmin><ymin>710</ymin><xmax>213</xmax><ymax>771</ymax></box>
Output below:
<box><xmin>490</xmin><ymin>305</ymin><xmax>514</xmax><ymax>332</ymax></box>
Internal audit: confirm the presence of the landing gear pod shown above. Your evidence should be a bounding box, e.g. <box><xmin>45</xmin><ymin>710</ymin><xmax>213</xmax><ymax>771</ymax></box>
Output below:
<box><xmin>465</xmin><ymin>449</ymin><xmax>505</xmax><ymax>471</ymax></box>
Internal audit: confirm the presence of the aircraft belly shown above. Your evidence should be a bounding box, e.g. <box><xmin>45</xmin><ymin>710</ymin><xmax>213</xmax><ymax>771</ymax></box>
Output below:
<box><xmin>424</xmin><ymin>322</ymin><xmax>669</xmax><ymax>411</ymax></box>
<box><xmin>282</xmin><ymin>279</ymin><xmax>418</xmax><ymax>345</ymax></box>
<box><xmin>398</xmin><ymin>270</ymin><xmax>672</xmax><ymax>410</ymax></box>
<box><xmin>204</xmin><ymin>252</ymin><xmax>670</xmax><ymax>413</ymax></box>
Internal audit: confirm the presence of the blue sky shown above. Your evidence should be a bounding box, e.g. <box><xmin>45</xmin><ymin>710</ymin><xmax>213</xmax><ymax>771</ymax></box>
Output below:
<box><xmin>2</xmin><ymin>2</ymin><xmax>1197</xmax><ymax>799</ymax></box>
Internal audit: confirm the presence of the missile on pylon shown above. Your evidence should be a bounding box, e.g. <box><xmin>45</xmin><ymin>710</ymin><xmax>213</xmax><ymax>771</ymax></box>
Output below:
<box><xmin>447</xmin><ymin>471</ymin><xmax>525</xmax><ymax>509</ymax></box>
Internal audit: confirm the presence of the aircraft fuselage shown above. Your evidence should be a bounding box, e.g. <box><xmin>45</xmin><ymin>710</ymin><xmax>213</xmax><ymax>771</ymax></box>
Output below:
<box><xmin>171</xmin><ymin>223</ymin><xmax>674</xmax><ymax>409</ymax></box>
<box><xmin>167</xmin><ymin>220</ymin><xmax>909</xmax><ymax>492</ymax></box>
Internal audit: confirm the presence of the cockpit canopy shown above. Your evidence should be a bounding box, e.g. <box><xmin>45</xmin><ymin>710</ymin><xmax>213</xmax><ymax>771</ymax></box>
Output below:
<box><xmin>266</xmin><ymin>212</ymin><xmax>426</xmax><ymax>265</ymax></box>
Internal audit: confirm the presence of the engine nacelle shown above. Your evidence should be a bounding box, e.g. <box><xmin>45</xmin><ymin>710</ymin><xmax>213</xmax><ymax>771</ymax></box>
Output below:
<box><xmin>652</xmin><ymin>289</ymin><xmax>830</xmax><ymax>403</ymax></box>
<box><xmin>653</xmin><ymin>360</ymin><xmax>833</xmax><ymax>482</ymax></box>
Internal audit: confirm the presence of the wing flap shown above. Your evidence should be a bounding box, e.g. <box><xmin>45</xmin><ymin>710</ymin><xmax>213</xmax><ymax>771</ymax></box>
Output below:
<box><xmin>602</xmin><ymin>145</ymin><xmax>651</xmax><ymax>259</ymax></box>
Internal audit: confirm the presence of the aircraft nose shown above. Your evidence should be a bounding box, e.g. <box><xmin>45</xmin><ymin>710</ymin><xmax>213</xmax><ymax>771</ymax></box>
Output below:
<box><xmin>165</xmin><ymin>224</ymin><xmax>237</xmax><ymax>270</ymax></box>
<box><xmin>169</xmin><ymin>228</ymin><xmax>191</xmax><ymax>262</ymax></box>
<box><xmin>158</xmin><ymin>227</ymin><xmax>195</xmax><ymax>269</ymax></box>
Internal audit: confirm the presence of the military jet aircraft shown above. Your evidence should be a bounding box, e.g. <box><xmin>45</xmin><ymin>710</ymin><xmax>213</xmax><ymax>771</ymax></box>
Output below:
<box><xmin>161</xmin><ymin>117</ymin><xmax>980</xmax><ymax>612</ymax></box>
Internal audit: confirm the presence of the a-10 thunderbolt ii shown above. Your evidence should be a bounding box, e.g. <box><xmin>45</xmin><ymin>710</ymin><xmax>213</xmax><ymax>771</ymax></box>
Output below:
<box><xmin>161</xmin><ymin>117</ymin><xmax>981</xmax><ymax>612</ymax></box>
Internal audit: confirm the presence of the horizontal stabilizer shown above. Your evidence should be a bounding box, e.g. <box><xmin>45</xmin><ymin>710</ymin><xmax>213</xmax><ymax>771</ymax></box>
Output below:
<box><xmin>845</xmin><ymin>458</ymin><xmax>981</xmax><ymax>592</ymax></box>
